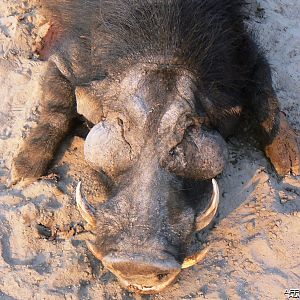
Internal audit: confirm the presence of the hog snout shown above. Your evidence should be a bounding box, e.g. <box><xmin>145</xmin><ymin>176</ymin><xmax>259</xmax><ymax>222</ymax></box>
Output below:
<box><xmin>102</xmin><ymin>253</ymin><xmax>181</xmax><ymax>293</ymax></box>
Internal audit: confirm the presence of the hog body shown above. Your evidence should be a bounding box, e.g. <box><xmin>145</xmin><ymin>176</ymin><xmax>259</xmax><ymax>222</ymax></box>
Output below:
<box><xmin>11</xmin><ymin>0</ymin><xmax>300</xmax><ymax>293</ymax></box>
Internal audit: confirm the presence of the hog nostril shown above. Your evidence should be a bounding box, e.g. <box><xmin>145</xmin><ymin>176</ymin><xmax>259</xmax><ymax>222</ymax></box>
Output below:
<box><xmin>102</xmin><ymin>253</ymin><xmax>181</xmax><ymax>289</ymax></box>
<box><xmin>157</xmin><ymin>273</ymin><xmax>169</xmax><ymax>280</ymax></box>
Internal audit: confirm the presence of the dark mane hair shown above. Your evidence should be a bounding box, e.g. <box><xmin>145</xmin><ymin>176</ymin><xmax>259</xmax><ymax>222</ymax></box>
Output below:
<box><xmin>97</xmin><ymin>1</ymin><xmax>247</xmax><ymax>73</ymax></box>
<box><xmin>39</xmin><ymin>0</ymin><xmax>250</xmax><ymax>79</ymax></box>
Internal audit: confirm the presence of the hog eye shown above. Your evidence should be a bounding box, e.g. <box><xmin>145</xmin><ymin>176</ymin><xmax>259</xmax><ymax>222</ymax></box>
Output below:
<box><xmin>197</xmin><ymin>115</ymin><xmax>211</xmax><ymax>128</ymax></box>
<box><xmin>84</xmin><ymin>119</ymin><xmax>133</xmax><ymax>177</ymax></box>
<box><xmin>169</xmin><ymin>148</ymin><xmax>176</xmax><ymax>157</ymax></box>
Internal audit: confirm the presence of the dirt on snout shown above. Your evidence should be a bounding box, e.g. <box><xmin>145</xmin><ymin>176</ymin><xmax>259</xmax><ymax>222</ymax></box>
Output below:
<box><xmin>0</xmin><ymin>0</ymin><xmax>299</xmax><ymax>299</ymax></box>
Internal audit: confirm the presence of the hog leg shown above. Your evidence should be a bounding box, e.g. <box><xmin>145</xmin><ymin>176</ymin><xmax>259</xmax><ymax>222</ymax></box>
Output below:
<box><xmin>10</xmin><ymin>62</ymin><xmax>76</xmax><ymax>185</ymax></box>
<box><xmin>250</xmin><ymin>55</ymin><xmax>300</xmax><ymax>176</ymax></box>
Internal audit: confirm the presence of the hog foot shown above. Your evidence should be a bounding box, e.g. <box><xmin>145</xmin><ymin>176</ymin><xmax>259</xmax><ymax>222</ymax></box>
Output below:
<box><xmin>9</xmin><ymin>145</ymin><xmax>53</xmax><ymax>187</ymax></box>
<box><xmin>264</xmin><ymin>112</ymin><xmax>300</xmax><ymax>176</ymax></box>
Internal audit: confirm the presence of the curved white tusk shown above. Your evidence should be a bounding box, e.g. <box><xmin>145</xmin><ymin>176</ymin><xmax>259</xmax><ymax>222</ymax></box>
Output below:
<box><xmin>87</xmin><ymin>241</ymin><xmax>103</xmax><ymax>261</ymax></box>
<box><xmin>72</xmin><ymin>231</ymin><xmax>96</xmax><ymax>242</ymax></box>
<box><xmin>76</xmin><ymin>181</ymin><xmax>97</xmax><ymax>227</ymax></box>
<box><xmin>195</xmin><ymin>178</ymin><xmax>219</xmax><ymax>232</ymax></box>
<box><xmin>181</xmin><ymin>246</ymin><xmax>211</xmax><ymax>269</ymax></box>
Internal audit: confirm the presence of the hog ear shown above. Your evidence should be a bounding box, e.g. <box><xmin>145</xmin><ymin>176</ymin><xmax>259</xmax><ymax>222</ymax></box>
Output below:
<box><xmin>35</xmin><ymin>0</ymin><xmax>98</xmax><ymax>59</ymax></box>
<box><xmin>34</xmin><ymin>23</ymin><xmax>63</xmax><ymax>60</ymax></box>
<box><xmin>195</xmin><ymin>179</ymin><xmax>219</xmax><ymax>231</ymax></box>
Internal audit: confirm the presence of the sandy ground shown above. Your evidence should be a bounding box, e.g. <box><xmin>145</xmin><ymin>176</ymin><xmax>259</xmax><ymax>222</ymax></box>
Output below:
<box><xmin>0</xmin><ymin>1</ymin><xmax>299</xmax><ymax>299</ymax></box>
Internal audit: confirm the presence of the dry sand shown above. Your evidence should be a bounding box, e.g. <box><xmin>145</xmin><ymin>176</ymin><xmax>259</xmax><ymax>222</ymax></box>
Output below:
<box><xmin>0</xmin><ymin>0</ymin><xmax>299</xmax><ymax>299</ymax></box>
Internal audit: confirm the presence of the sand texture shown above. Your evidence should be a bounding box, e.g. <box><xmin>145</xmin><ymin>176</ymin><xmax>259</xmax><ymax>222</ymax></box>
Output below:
<box><xmin>0</xmin><ymin>0</ymin><xmax>299</xmax><ymax>299</ymax></box>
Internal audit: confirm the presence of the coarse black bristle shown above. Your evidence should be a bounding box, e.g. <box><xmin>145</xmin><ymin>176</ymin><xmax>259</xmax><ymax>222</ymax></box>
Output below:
<box><xmin>38</xmin><ymin>0</ymin><xmax>251</xmax><ymax>78</ymax></box>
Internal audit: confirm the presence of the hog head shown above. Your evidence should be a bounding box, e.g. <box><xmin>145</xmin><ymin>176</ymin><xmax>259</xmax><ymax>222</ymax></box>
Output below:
<box><xmin>75</xmin><ymin>65</ymin><xmax>227</xmax><ymax>293</ymax></box>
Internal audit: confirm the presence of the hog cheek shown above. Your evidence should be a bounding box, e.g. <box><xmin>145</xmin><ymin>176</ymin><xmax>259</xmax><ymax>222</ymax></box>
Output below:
<box><xmin>182</xmin><ymin>133</ymin><xmax>227</xmax><ymax>179</ymax></box>
<box><xmin>163</xmin><ymin>131</ymin><xmax>227</xmax><ymax>180</ymax></box>
<box><xmin>84</xmin><ymin>121</ymin><xmax>132</xmax><ymax>176</ymax></box>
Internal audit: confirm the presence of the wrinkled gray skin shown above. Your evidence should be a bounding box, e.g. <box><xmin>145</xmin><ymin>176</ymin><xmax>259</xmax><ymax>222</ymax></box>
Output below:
<box><xmin>78</xmin><ymin>65</ymin><xmax>227</xmax><ymax>292</ymax></box>
<box><xmin>83</xmin><ymin>67</ymin><xmax>227</xmax><ymax>179</ymax></box>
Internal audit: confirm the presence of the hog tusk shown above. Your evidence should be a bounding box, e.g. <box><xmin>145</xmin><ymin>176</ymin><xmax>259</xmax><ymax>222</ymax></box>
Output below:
<box><xmin>87</xmin><ymin>241</ymin><xmax>103</xmax><ymax>261</ymax></box>
<box><xmin>76</xmin><ymin>181</ymin><xmax>97</xmax><ymax>228</ymax></box>
<box><xmin>181</xmin><ymin>246</ymin><xmax>211</xmax><ymax>269</ymax></box>
<box><xmin>72</xmin><ymin>231</ymin><xmax>96</xmax><ymax>242</ymax></box>
<box><xmin>195</xmin><ymin>178</ymin><xmax>219</xmax><ymax>232</ymax></box>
